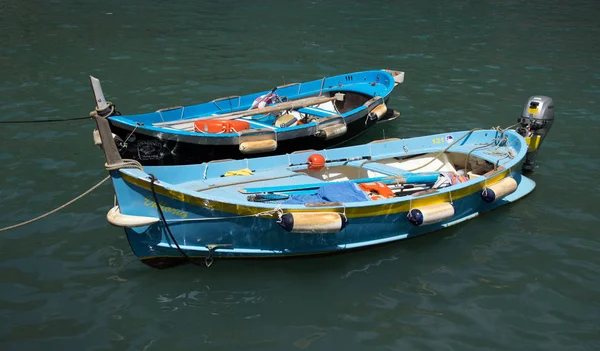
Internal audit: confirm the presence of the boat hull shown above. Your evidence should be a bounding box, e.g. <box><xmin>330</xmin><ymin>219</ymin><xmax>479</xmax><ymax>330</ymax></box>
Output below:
<box><xmin>94</xmin><ymin>69</ymin><xmax>405</xmax><ymax>166</ymax></box>
<box><xmin>118</xmin><ymin>171</ymin><xmax>535</xmax><ymax>269</ymax></box>
<box><xmin>108</xmin><ymin>98</ymin><xmax>396</xmax><ymax>166</ymax></box>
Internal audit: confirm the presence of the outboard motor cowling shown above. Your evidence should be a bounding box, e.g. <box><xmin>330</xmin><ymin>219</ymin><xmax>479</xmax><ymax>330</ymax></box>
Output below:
<box><xmin>516</xmin><ymin>96</ymin><xmax>554</xmax><ymax>171</ymax></box>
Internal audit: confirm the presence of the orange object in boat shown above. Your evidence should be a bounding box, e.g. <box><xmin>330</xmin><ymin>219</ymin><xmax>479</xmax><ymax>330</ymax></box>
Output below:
<box><xmin>307</xmin><ymin>154</ymin><xmax>326</xmax><ymax>171</ymax></box>
<box><xmin>194</xmin><ymin>120</ymin><xmax>250</xmax><ymax>134</ymax></box>
<box><xmin>359</xmin><ymin>182</ymin><xmax>395</xmax><ymax>200</ymax></box>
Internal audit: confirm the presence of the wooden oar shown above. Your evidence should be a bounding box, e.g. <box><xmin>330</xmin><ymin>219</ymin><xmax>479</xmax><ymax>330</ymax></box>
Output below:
<box><xmin>152</xmin><ymin>93</ymin><xmax>344</xmax><ymax>128</ymax></box>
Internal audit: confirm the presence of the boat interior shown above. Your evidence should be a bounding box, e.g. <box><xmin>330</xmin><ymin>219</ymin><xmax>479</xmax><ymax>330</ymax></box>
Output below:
<box><xmin>150</xmin><ymin>91</ymin><xmax>376</xmax><ymax>134</ymax></box>
<box><xmin>168</xmin><ymin>151</ymin><xmax>496</xmax><ymax>205</ymax></box>
<box><xmin>159</xmin><ymin>100</ymin><xmax>339</xmax><ymax>133</ymax></box>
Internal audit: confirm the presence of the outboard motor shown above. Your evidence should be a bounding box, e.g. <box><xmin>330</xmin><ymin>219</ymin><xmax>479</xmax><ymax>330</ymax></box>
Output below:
<box><xmin>516</xmin><ymin>96</ymin><xmax>554</xmax><ymax>171</ymax></box>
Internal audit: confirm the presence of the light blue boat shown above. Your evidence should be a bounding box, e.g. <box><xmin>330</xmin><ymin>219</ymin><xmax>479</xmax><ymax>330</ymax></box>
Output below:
<box><xmin>90</xmin><ymin>69</ymin><xmax>404</xmax><ymax>166</ymax></box>
<box><xmin>92</xmin><ymin>96</ymin><xmax>554</xmax><ymax>269</ymax></box>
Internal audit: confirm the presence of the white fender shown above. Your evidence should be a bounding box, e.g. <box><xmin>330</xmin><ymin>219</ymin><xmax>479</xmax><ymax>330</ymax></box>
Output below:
<box><xmin>408</xmin><ymin>203</ymin><xmax>455</xmax><ymax>226</ymax></box>
<box><xmin>369</xmin><ymin>104</ymin><xmax>388</xmax><ymax>120</ymax></box>
<box><xmin>239</xmin><ymin>139</ymin><xmax>278</xmax><ymax>154</ymax></box>
<box><xmin>481</xmin><ymin>177</ymin><xmax>518</xmax><ymax>203</ymax></box>
<box><xmin>106</xmin><ymin>206</ymin><xmax>160</xmax><ymax>227</ymax></box>
<box><xmin>316</xmin><ymin>124</ymin><xmax>347</xmax><ymax>140</ymax></box>
<box><xmin>93</xmin><ymin>129</ymin><xmax>120</xmax><ymax>148</ymax></box>
<box><xmin>93</xmin><ymin>128</ymin><xmax>102</xmax><ymax>147</ymax></box>
<box><xmin>278</xmin><ymin>212</ymin><xmax>348</xmax><ymax>233</ymax></box>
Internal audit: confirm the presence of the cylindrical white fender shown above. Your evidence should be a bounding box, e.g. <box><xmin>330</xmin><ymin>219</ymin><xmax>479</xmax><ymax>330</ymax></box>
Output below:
<box><xmin>316</xmin><ymin>124</ymin><xmax>347</xmax><ymax>140</ymax></box>
<box><xmin>107</xmin><ymin>206</ymin><xmax>160</xmax><ymax>228</ymax></box>
<box><xmin>93</xmin><ymin>129</ymin><xmax>121</xmax><ymax>149</ymax></box>
<box><xmin>407</xmin><ymin>203</ymin><xmax>455</xmax><ymax>226</ymax></box>
<box><xmin>93</xmin><ymin>128</ymin><xmax>102</xmax><ymax>147</ymax></box>
<box><xmin>278</xmin><ymin>212</ymin><xmax>348</xmax><ymax>233</ymax></box>
<box><xmin>481</xmin><ymin>177</ymin><xmax>518</xmax><ymax>203</ymax></box>
<box><xmin>368</xmin><ymin>104</ymin><xmax>388</xmax><ymax>120</ymax></box>
<box><xmin>239</xmin><ymin>139</ymin><xmax>278</xmax><ymax>154</ymax></box>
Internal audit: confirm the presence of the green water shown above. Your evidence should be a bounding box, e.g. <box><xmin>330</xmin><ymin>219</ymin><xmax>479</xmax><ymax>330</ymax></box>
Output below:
<box><xmin>1</xmin><ymin>0</ymin><xmax>599</xmax><ymax>349</ymax></box>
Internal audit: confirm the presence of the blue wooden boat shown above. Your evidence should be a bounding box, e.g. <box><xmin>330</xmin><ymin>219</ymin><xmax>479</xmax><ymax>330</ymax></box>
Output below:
<box><xmin>92</xmin><ymin>95</ymin><xmax>554</xmax><ymax>269</ymax></box>
<box><xmin>90</xmin><ymin>69</ymin><xmax>404</xmax><ymax>166</ymax></box>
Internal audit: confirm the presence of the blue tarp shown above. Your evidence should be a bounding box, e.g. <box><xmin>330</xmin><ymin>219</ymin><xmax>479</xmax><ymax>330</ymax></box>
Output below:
<box><xmin>282</xmin><ymin>181</ymin><xmax>369</xmax><ymax>204</ymax></box>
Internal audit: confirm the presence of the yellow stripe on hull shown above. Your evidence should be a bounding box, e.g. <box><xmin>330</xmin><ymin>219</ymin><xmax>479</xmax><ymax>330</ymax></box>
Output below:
<box><xmin>120</xmin><ymin>169</ymin><xmax>510</xmax><ymax>219</ymax></box>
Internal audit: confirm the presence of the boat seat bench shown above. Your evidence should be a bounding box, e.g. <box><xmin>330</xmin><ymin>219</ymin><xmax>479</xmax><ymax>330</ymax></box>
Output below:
<box><xmin>296</xmin><ymin>106</ymin><xmax>337</xmax><ymax>118</ymax></box>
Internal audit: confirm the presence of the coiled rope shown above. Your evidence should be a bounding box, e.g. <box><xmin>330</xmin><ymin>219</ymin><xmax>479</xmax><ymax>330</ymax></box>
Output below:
<box><xmin>105</xmin><ymin>159</ymin><xmax>144</xmax><ymax>171</ymax></box>
<box><xmin>405</xmin><ymin>124</ymin><xmax>520</xmax><ymax>173</ymax></box>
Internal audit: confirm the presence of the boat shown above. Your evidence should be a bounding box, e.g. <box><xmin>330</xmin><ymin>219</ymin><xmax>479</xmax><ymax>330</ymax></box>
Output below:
<box><xmin>91</xmin><ymin>95</ymin><xmax>554</xmax><ymax>269</ymax></box>
<box><xmin>90</xmin><ymin>69</ymin><xmax>405</xmax><ymax>166</ymax></box>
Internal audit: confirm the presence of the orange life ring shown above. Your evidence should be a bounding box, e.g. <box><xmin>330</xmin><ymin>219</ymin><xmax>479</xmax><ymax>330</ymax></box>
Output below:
<box><xmin>359</xmin><ymin>182</ymin><xmax>395</xmax><ymax>200</ymax></box>
<box><xmin>194</xmin><ymin>120</ymin><xmax>250</xmax><ymax>134</ymax></box>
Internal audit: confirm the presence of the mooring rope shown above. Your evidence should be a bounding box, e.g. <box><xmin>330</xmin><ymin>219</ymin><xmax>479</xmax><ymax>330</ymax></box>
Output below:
<box><xmin>0</xmin><ymin>116</ymin><xmax>91</xmax><ymax>124</ymax></box>
<box><xmin>463</xmin><ymin>142</ymin><xmax>496</xmax><ymax>172</ymax></box>
<box><xmin>406</xmin><ymin>124</ymin><xmax>521</xmax><ymax>173</ymax></box>
<box><xmin>463</xmin><ymin>125</ymin><xmax>518</xmax><ymax>171</ymax></box>
<box><xmin>0</xmin><ymin>176</ymin><xmax>111</xmax><ymax>232</ymax></box>
<box><xmin>0</xmin><ymin>102</ymin><xmax>136</xmax><ymax>232</ymax></box>
<box><xmin>147</xmin><ymin>174</ymin><xmax>205</xmax><ymax>267</ymax></box>
<box><xmin>493</xmin><ymin>122</ymin><xmax>521</xmax><ymax>135</ymax></box>
<box><xmin>0</xmin><ymin>157</ymin><xmax>144</xmax><ymax>233</ymax></box>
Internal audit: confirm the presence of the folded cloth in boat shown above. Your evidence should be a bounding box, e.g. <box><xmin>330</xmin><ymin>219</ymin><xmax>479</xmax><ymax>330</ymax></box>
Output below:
<box><xmin>283</xmin><ymin>181</ymin><xmax>369</xmax><ymax>204</ymax></box>
<box><xmin>224</xmin><ymin>168</ymin><xmax>253</xmax><ymax>177</ymax></box>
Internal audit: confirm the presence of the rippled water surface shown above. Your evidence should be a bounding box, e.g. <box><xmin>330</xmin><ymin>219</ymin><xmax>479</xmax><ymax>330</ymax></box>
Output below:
<box><xmin>1</xmin><ymin>0</ymin><xmax>599</xmax><ymax>350</ymax></box>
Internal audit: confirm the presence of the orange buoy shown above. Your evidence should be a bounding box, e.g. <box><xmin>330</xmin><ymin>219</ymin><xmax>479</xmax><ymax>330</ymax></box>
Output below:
<box><xmin>307</xmin><ymin>154</ymin><xmax>326</xmax><ymax>171</ymax></box>
<box><xmin>194</xmin><ymin>120</ymin><xmax>250</xmax><ymax>134</ymax></box>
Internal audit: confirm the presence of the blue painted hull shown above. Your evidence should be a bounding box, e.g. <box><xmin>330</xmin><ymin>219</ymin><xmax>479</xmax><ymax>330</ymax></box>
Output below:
<box><xmin>101</xmin><ymin>69</ymin><xmax>404</xmax><ymax>166</ymax></box>
<box><xmin>98</xmin><ymin>128</ymin><xmax>540</xmax><ymax>269</ymax></box>
<box><xmin>109</xmin><ymin>100</ymin><xmax>389</xmax><ymax>166</ymax></box>
<box><xmin>115</xmin><ymin>171</ymin><xmax>534</xmax><ymax>268</ymax></box>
